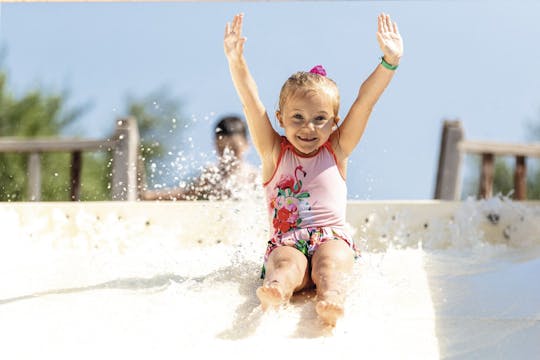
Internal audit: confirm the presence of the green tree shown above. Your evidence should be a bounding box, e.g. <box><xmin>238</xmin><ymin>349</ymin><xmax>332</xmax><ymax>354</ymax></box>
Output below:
<box><xmin>527</xmin><ymin>169</ymin><xmax>540</xmax><ymax>199</ymax></box>
<box><xmin>463</xmin><ymin>157</ymin><xmax>540</xmax><ymax>200</ymax></box>
<box><xmin>0</xmin><ymin>71</ymin><xmax>106</xmax><ymax>201</ymax></box>
<box><xmin>524</xmin><ymin>118</ymin><xmax>540</xmax><ymax>199</ymax></box>
<box><xmin>463</xmin><ymin>116</ymin><xmax>540</xmax><ymax>200</ymax></box>
<box><xmin>0</xmin><ymin>69</ymin><xmax>185</xmax><ymax>201</ymax></box>
<box><xmin>492</xmin><ymin>158</ymin><xmax>515</xmax><ymax>197</ymax></box>
<box><xmin>463</xmin><ymin>156</ymin><xmax>513</xmax><ymax>199</ymax></box>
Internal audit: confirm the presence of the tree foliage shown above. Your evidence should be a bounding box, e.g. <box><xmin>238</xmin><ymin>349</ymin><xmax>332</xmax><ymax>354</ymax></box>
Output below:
<box><xmin>0</xmin><ymin>71</ymin><xmax>98</xmax><ymax>201</ymax></box>
<box><xmin>0</xmin><ymin>70</ymin><xmax>184</xmax><ymax>201</ymax></box>
<box><xmin>463</xmin><ymin>127</ymin><xmax>540</xmax><ymax>201</ymax></box>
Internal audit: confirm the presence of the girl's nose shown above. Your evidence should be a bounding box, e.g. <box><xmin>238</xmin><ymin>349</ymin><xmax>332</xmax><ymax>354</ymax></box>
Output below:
<box><xmin>303</xmin><ymin>121</ymin><xmax>316</xmax><ymax>130</ymax></box>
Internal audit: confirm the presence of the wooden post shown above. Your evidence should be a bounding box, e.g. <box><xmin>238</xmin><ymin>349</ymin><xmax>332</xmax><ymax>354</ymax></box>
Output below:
<box><xmin>111</xmin><ymin>117</ymin><xmax>140</xmax><ymax>201</ymax></box>
<box><xmin>514</xmin><ymin>155</ymin><xmax>527</xmax><ymax>200</ymax></box>
<box><xmin>27</xmin><ymin>152</ymin><xmax>41</xmax><ymax>201</ymax></box>
<box><xmin>70</xmin><ymin>151</ymin><xmax>82</xmax><ymax>201</ymax></box>
<box><xmin>478</xmin><ymin>153</ymin><xmax>494</xmax><ymax>199</ymax></box>
<box><xmin>434</xmin><ymin>120</ymin><xmax>464</xmax><ymax>200</ymax></box>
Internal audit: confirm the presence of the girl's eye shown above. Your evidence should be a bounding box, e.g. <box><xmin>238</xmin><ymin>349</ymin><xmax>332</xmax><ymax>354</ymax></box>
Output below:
<box><xmin>314</xmin><ymin>116</ymin><xmax>327</xmax><ymax>124</ymax></box>
<box><xmin>293</xmin><ymin>114</ymin><xmax>304</xmax><ymax>121</ymax></box>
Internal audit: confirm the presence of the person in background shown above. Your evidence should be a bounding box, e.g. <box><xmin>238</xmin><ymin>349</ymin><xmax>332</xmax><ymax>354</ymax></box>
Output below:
<box><xmin>142</xmin><ymin>115</ymin><xmax>260</xmax><ymax>201</ymax></box>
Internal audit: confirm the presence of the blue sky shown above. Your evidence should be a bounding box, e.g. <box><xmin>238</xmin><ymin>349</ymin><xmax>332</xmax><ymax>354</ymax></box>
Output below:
<box><xmin>1</xmin><ymin>1</ymin><xmax>539</xmax><ymax>200</ymax></box>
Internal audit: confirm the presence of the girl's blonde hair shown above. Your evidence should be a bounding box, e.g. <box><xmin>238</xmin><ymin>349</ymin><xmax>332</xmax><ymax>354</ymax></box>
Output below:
<box><xmin>278</xmin><ymin>71</ymin><xmax>340</xmax><ymax>116</ymax></box>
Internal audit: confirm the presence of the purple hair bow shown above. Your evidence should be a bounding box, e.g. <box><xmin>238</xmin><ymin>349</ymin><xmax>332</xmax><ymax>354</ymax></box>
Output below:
<box><xmin>309</xmin><ymin>65</ymin><xmax>327</xmax><ymax>77</ymax></box>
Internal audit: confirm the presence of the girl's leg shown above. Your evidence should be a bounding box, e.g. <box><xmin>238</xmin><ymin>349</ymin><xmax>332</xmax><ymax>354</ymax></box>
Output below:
<box><xmin>311</xmin><ymin>240</ymin><xmax>355</xmax><ymax>326</ymax></box>
<box><xmin>257</xmin><ymin>246</ymin><xmax>310</xmax><ymax>310</ymax></box>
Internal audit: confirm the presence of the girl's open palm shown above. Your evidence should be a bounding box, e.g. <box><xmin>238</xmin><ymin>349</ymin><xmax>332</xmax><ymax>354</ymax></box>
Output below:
<box><xmin>224</xmin><ymin>14</ymin><xmax>247</xmax><ymax>61</ymax></box>
<box><xmin>376</xmin><ymin>13</ymin><xmax>403</xmax><ymax>62</ymax></box>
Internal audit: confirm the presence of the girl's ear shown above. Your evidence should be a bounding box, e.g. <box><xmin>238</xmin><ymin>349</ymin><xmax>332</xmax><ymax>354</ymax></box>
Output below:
<box><xmin>276</xmin><ymin>110</ymin><xmax>284</xmax><ymax>128</ymax></box>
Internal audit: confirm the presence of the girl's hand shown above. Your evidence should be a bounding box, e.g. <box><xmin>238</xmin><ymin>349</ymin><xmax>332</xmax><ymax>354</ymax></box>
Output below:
<box><xmin>376</xmin><ymin>13</ymin><xmax>403</xmax><ymax>66</ymax></box>
<box><xmin>224</xmin><ymin>13</ymin><xmax>247</xmax><ymax>62</ymax></box>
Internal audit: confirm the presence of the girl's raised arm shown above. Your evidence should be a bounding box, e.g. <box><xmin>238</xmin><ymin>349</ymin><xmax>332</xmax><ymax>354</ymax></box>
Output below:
<box><xmin>224</xmin><ymin>14</ymin><xmax>280</xmax><ymax>163</ymax></box>
<box><xmin>333</xmin><ymin>13</ymin><xmax>404</xmax><ymax>159</ymax></box>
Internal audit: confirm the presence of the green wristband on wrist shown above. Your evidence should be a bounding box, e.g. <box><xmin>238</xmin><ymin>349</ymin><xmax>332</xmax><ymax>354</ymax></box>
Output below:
<box><xmin>381</xmin><ymin>57</ymin><xmax>399</xmax><ymax>70</ymax></box>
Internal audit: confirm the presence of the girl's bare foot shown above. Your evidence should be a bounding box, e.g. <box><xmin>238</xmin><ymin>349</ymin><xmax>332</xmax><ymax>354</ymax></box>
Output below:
<box><xmin>256</xmin><ymin>280</ymin><xmax>287</xmax><ymax>310</ymax></box>
<box><xmin>315</xmin><ymin>290</ymin><xmax>344</xmax><ymax>326</ymax></box>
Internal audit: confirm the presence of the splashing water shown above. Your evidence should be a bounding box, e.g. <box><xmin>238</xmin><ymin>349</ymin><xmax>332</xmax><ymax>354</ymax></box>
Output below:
<box><xmin>355</xmin><ymin>196</ymin><xmax>540</xmax><ymax>252</ymax></box>
<box><xmin>145</xmin><ymin>113</ymin><xmax>262</xmax><ymax>202</ymax></box>
<box><xmin>0</xmin><ymin>197</ymin><xmax>539</xmax><ymax>358</ymax></box>
<box><xmin>142</xmin><ymin>112</ymin><xmax>263</xmax><ymax>200</ymax></box>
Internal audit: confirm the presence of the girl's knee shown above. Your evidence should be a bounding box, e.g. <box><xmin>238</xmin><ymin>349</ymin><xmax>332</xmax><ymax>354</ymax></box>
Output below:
<box><xmin>314</xmin><ymin>241</ymin><xmax>355</xmax><ymax>265</ymax></box>
<box><xmin>267</xmin><ymin>247</ymin><xmax>308</xmax><ymax>275</ymax></box>
<box><xmin>272</xmin><ymin>257</ymin><xmax>300</xmax><ymax>272</ymax></box>
<box><xmin>265</xmin><ymin>247</ymin><xmax>311</xmax><ymax>291</ymax></box>
<box><xmin>311</xmin><ymin>241</ymin><xmax>354</xmax><ymax>281</ymax></box>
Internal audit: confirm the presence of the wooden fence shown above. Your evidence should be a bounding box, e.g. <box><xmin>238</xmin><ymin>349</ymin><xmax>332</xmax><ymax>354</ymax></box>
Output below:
<box><xmin>0</xmin><ymin>117</ymin><xmax>141</xmax><ymax>201</ymax></box>
<box><xmin>434</xmin><ymin>120</ymin><xmax>540</xmax><ymax>200</ymax></box>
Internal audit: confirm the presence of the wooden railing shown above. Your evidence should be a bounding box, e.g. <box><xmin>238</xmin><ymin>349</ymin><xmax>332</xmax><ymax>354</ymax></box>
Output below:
<box><xmin>434</xmin><ymin>120</ymin><xmax>540</xmax><ymax>200</ymax></box>
<box><xmin>0</xmin><ymin>117</ymin><xmax>141</xmax><ymax>201</ymax></box>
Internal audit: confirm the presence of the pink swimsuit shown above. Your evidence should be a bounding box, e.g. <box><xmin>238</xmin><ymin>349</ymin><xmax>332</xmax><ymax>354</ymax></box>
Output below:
<box><xmin>263</xmin><ymin>137</ymin><xmax>358</xmax><ymax>266</ymax></box>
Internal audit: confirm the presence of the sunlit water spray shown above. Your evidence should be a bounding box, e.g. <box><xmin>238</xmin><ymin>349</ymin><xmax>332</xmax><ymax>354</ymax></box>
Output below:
<box><xmin>140</xmin><ymin>110</ymin><xmax>262</xmax><ymax>203</ymax></box>
<box><xmin>0</xmin><ymin>194</ymin><xmax>539</xmax><ymax>358</ymax></box>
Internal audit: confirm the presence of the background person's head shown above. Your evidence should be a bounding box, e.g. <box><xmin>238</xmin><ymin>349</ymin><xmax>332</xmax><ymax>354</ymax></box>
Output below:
<box><xmin>214</xmin><ymin>115</ymin><xmax>249</xmax><ymax>159</ymax></box>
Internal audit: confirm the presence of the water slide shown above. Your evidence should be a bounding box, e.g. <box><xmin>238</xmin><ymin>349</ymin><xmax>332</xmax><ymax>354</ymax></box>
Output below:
<box><xmin>0</xmin><ymin>199</ymin><xmax>539</xmax><ymax>359</ymax></box>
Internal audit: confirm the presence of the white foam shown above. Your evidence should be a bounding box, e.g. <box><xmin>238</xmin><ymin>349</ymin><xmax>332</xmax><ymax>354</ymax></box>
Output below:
<box><xmin>0</xmin><ymin>200</ymin><xmax>539</xmax><ymax>359</ymax></box>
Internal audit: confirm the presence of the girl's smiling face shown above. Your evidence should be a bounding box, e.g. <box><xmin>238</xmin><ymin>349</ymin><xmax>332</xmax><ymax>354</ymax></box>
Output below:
<box><xmin>278</xmin><ymin>90</ymin><xmax>337</xmax><ymax>156</ymax></box>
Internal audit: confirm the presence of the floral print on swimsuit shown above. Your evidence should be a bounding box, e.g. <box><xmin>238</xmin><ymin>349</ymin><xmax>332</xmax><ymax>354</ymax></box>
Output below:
<box><xmin>270</xmin><ymin>165</ymin><xmax>310</xmax><ymax>235</ymax></box>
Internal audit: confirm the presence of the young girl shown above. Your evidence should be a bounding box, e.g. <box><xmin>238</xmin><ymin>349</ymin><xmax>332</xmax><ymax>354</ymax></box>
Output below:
<box><xmin>224</xmin><ymin>13</ymin><xmax>403</xmax><ymax>326</ymax></box>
